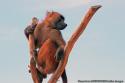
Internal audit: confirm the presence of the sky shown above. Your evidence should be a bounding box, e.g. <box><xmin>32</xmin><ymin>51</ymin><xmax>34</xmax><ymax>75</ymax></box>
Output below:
<box><xmin>0</xmin><ymin>0</ymin><xmax>125</xmax><ymax>83</ymax></box>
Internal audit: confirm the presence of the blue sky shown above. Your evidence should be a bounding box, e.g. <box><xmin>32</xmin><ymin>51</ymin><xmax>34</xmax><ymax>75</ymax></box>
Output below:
<box><xmin>0</xmin><ymin>0</ymin><xmax>125</xmax><ymax>83</ymax></box>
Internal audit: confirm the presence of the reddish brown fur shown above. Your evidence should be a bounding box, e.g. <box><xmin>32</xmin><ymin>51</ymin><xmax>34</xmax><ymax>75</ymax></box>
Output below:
<box><xmin>34</xmin><ymin>12</ymin><xmax>65</xmax><ymax>74</ymax></box>
<box><xmin>37</xmin><ymin>39</ymin><xmax>58</xmax><ymax>74</ymax></box>
<box><xmin>29</xmin><ymin>12</ymin><xmax>67</xmax><ymax>83</ymax></box>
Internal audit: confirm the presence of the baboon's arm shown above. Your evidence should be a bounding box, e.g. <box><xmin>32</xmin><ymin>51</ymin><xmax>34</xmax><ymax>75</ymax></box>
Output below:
<box><xmin>28</xmin><ymin>35</ymin><xmax>35</xmax><ymax>58</ymax></box>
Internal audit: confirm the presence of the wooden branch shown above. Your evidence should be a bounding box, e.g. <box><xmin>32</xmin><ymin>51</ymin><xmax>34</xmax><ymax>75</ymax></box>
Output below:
<box><xmin>48</xmin><ymin>5</ymin><xmax>102</xmax><ymax>83</ymax></box>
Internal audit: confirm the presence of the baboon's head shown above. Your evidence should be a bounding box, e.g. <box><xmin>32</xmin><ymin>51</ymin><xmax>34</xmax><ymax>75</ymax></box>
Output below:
<box><xmin>45</xmin><ymin>11</ymin><xmax>67</xmax><ymax>30</ymax></box>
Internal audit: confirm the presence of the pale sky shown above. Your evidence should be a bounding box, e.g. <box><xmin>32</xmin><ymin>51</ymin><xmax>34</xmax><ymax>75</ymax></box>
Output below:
<box><xmin>0</xmin><ymin>0</ymin><xmax>125</xmax><ymax>83</ymax></box>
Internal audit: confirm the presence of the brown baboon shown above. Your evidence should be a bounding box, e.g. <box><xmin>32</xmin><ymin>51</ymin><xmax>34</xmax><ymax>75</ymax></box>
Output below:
<box><xmin>27</xmin><ymin>11</ymin><xmax>67</xmax><ymax>83</ymax></box>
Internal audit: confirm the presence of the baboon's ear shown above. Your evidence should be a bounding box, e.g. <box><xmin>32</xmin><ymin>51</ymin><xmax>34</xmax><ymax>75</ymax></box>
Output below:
<box><xmin>46</xmin><ymin>11</ymin><xmax>50</xmax><ymax>15</ymax></box>
<box><xmin>46</xmin><ymin>11</ymin><xmax>53</xmax><ymax>17</ymax></box>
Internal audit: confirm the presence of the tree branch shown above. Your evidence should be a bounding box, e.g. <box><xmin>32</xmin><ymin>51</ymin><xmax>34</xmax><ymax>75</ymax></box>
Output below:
<box><xmin>48</xmin><ymin>5</ymin><xmax>102</xmax><ymax>83</ymax></box>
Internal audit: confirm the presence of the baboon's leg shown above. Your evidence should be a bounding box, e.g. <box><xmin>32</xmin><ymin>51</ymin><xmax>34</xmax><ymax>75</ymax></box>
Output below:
<box><xmin>61</xmin><ymin>69</ymin><xmax>67</xmax><ymax>83</ymax></box>
<box><xmin>30</xmin><ymin>57</ymin><xmax>41</xmax><ymax>83</ymax></box>
<box><xmin>37</xmin><ymin>69</ymin><xmax>44</xmax><ymax>83</ymax></box>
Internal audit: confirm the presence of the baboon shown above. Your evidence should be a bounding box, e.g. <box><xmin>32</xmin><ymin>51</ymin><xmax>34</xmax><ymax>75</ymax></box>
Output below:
<box><xmin>28</xmin><ymin>11</ymin><xmax>67</xmax><ymax>83</ymax></box>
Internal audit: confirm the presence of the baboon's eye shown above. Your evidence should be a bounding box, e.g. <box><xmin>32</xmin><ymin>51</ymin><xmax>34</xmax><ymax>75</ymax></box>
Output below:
<box><xmin>60</xmin><ymin>15</ymin><xmax>64</xmax><ymax>20</ymax></box>
<box><xmin>58</xmin><ymin>19</ymin><xmax>62</xmax><ymax>22</ymax></box>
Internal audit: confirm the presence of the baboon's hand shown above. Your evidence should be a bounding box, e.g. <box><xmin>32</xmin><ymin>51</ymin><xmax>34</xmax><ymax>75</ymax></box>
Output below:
<box><xmin>55</xmin><ymin>48</ymin><xmax>64</xmax><ymax>62</ymax></box>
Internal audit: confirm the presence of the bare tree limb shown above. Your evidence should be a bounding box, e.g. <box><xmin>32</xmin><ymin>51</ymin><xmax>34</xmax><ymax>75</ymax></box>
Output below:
<box><xmin>48</xmin><ymin>5</ymin><xmax>102</xmax><ymax>83</ymax></box>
